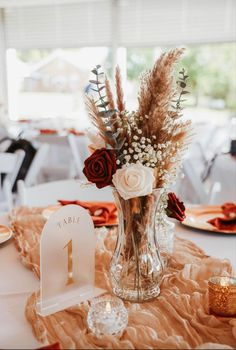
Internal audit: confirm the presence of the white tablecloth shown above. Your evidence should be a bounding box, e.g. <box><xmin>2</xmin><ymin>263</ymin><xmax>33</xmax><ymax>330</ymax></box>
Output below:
<box><xmin>0</xmin><ymin>215</ymin><xmax>235</xmax><ymax>349</ymax></box>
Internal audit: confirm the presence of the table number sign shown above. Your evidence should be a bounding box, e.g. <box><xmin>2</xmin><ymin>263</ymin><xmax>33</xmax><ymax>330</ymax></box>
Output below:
<box><xmin>36</xmin><ymin>204</ymin><xmax>105</xmax><ymax>316</ymax></box>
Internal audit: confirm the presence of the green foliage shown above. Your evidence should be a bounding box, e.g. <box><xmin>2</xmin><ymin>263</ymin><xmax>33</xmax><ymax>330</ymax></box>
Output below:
<box><xmin>172</xmin><ymin>68</ymin><xmax>189</xmax><ymax>112</ymax></box>
<box><xmin>127</xmin><ymin>48</ymin><xmax>154</xmax><ymax>81</ymax></box>
<box><xmin>127</xmin><ymin>44</ymin><xmax>236</xmax><ymax>110</ymax></box>
<box><xmin>90</xmin><ymin>66</ymin><xmax>124</xmax><ymax>150</ymax></box>
<box><xmin>17</xmin><ymin>49</ymin><xmax>52</xmax><ymax>63</ymax></box>
<box><xmin>180</xmin><ymin>43</ymin><xmax>236</xmax><ymax>109</ymax></box>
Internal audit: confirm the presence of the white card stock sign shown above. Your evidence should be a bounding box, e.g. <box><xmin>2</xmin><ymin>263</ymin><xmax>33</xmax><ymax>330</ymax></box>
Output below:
<box><xmin>36</xmin><ymin>204</ymin><xmax>104</xmax><ymax>316</ymax></box>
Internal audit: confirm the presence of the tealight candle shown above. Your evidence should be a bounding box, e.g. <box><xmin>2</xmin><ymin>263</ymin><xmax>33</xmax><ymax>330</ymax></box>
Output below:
<box><xmin>208</xmin><ymin>276</ymin><xmax>236</xmax><ymax>316</ymax></box>
<box><xmin>87</xmin><ymin>295</ymin><xmax>128</xmax><ymax>337</ymax></box>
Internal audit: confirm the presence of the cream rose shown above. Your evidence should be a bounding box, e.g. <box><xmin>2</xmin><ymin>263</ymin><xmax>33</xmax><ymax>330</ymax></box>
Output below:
<box><xmin>112</xmin><ymin>164</ymin><xmax>155</xmax><ymax>200</ymax></box>
<box><xmin>86</xmin><ymin>129</ymin><xmax>105</xmax><ymax>153</ymax></box>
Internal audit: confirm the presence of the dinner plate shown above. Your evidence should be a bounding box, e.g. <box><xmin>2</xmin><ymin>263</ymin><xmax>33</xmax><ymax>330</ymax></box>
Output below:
<box><xmin>182</xmin><ymin>205</ymin><xmax>236</xmax><ymax>234</ymax></box>
<box><xmin>42</xmin><ymin>205</ymin><xmax>118</xmax><ymax>226</ymax></box>
<box><xmin>96</xmin><ymin>219</ymin><xmax>117</xmax><ymax>227</ymax></box>
<box><xmin>0</xmin><ymin>225</ymin><xmax>13</xmax><ymax>244</ymax></box>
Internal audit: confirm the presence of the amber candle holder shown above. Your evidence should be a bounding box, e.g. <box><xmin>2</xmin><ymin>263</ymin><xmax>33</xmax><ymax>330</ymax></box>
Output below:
<box><xmin>208</xmin><ymin>276</ymin><xmax>236</xmax><ymax>317</ymax></box>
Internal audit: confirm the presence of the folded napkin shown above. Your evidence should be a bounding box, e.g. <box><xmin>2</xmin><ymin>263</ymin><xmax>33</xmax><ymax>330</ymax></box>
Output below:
<box><xmin>58</xmin><ymin>200</ymin><xmax>117</xmax><ymax>226</ymax></box>
<box><xmin>39</xmin><ymin>129</ymin><xmax>58</xmax><ymax>135</ymax></box>
<box><xmin>207</xmin><ymin>202</ymin><xmax>236</xmax><ymax>231</ymax></box>
<box><xmin>66</xmin><ymin>128</ymin><xmax>85</xmax><ymax>136</ymax></box>
<box><xmin>222</xmin><ymin>203</ymin><xmax>236</xmax><ymax>218</ymax></box>
<box><xmin>18</xmin><ymin>119</ymin><xmax>31</xmax><ymax>123</ymax></box>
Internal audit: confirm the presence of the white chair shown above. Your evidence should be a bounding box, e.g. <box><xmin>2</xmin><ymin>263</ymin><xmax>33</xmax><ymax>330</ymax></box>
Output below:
<box><xmin>24</xmin><ymin>143</ymin><xmax>50</xmax><ymax>186</ymax></box>
<box><xmin>0</xmin><ymin>150</ymin><xmax>25</xmax><ymax>211</ymax></box>
<box><xmin>67</xmin><ymin>134</ymin><xmax>90</xmax><ymax>179</ymax></box>
<box><xmin>17</xmin><ymin>179</ymin><xmax>113</xmax><ymax>207</ymax></box>
<box><xmin>33</xmin><ymin>134</ymin><xmax>74</xmax><ymax>181</ymax></box>
<box><xmin>176</xmin><ymin>159</ymin><xmax>218</xmax><ymax>205</ymax></box>
<box><xmin>207</xmin><ymin>153</ymin><xmax>236</xmax><ymax>204</ymax></box>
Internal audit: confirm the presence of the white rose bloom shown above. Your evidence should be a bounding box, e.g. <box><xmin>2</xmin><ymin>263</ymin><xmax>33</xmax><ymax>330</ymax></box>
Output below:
<box><xmin>112</xmin><ymin>163</ymin><xmax>155</xmax><ymax>200</ymax></box>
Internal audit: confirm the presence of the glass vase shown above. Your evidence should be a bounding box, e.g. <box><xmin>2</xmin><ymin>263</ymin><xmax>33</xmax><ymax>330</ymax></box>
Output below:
<box><xmin>110</xmin><ymin>189</ymin><xmax>164</xmax><ymax>302</ymax></box>
<box><xmin>156</xmin><ymin>211</ymin><xmax>175</xmax><ymax>268</ymax></box>
<box><xmin>154</xmin><ymin>190</ymin><xmax>175</xmax><ymax>268</ymax></box>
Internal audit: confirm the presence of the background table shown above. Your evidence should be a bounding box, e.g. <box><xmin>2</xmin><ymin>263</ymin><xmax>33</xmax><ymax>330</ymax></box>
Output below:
<box><xmin>176</xmin><ymin>224</ymin><xmax>236</xmax><ymax>269</ymax></box>
<box><xmin>0</xmin><ymin>214</ymin><xmax>235</xmax><ymax>349</ymax></box>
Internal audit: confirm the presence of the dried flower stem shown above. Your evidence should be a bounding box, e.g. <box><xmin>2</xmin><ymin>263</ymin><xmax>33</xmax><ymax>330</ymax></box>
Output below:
<box><xmin>115</xmin><ymin>66</ymin><xmax>125</xmax><ymax>113</ymax></box>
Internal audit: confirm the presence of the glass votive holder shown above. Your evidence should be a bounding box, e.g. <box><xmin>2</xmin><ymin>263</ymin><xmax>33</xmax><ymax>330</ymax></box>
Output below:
<box><xmin>87</xmin><ymin>295</ymin><xmax>128</xmax><ymax>337</ymax></box>
<box><xmin>208</xmin><ymin>276</ymin><xmax>236</xmax><ymax>317</ymax></box>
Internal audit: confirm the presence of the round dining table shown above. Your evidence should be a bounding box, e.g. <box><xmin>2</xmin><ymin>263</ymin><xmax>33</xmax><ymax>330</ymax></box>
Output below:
<box><xmin>0</xmin><ymin>212</ymin><xmax>235</xmax><ymax>349</ymax></box>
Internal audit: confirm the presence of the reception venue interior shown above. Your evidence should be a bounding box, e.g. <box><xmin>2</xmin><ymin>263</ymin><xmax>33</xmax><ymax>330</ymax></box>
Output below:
<box><xmin>0</xmin><ymin>0</ymin><xmax>236</xmax><ymax>349</ymax></box>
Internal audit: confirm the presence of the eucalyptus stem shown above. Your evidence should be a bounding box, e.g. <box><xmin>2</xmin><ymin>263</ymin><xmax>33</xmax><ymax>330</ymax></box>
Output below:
<box><xmin>96</xmin><ymin>70</ymin><xmax>108</xmax><ymax>113</ymax></box>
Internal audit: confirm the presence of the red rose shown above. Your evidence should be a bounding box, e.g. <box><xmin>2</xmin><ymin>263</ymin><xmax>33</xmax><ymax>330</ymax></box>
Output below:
<box><xmin>166</xmin><ymin>192</ymin><xmax>186</xmax><ymax>222</ymax></box>
<box><xmin>83</xmin><ymin>148</ymin><xmax>117</xmax><ymax>188</ymax></box>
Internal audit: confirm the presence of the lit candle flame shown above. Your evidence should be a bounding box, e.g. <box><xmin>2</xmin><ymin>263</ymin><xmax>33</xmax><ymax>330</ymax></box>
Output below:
<box><xmin>105</xmin><ymin>302</ymin><xmax>111</xmax><ymax>313</ymax></box>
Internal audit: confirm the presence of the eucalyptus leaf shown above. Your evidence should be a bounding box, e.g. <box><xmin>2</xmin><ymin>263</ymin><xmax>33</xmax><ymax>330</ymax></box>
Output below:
<box><xmin>89</xmin><ymin>79</ymin><xmax>103</xmax><ymax>85</ymax></box>
<box><xmin>95</xmin><ymin>96</ymin><xmax>106</xmax><ymax>103</ymax></box>
<box><xmin>113</xmin><ymin>131</ymin><xmax>120</xmax><ymax>139</ymax></box>
<box><xmin>97</xmin><ymin>101</ymin><xmax>109</xmax><ymax>108</ymax></box>
<box><xmin>117</xmin><ymin>154</ymin><xmax>125</xmax><ymax>161</ymax></box>
<box><xmin>105</xmin><ymin>131</ymin><xmax>115</xmax><ymax>139</ymax></box>
<box><xmin>116</xmin><ymin>138</ymin><xmax>126</xmax><ymax>150</ymax></box>
<box><xmin>99</xmin><ymin>110</ymin><xmax>116</xmax><ymax>118</ymax></box>
<box><xmin>98</xmin><ymin>86</ymin><xmax>105</xmax><ymax>92</ymax></box>
<box><xmin>104</xmin><ymin>133</ymin><xmax>118</xmax><ymax>148</ymax></box>
<box><xmin>105</xmin><ymin>118</ymin><xmax>118</xmax><ymax>127</ymax></box>
<box><xmin>106</xmin><ymin>143</ymin><xmax>113</xmax><ymax>150</ymax></box>
<box><xmin>180</xmin><ymin>82</ymin><xmax>186</xmax><ymax>88</ymax></box>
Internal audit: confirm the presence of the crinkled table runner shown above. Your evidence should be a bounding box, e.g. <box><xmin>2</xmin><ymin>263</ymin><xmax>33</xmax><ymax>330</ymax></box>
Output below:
<box><xmin>10</xmin><ymin>207</ymin><xmax>236</xmax><ymax>349</ymax></box>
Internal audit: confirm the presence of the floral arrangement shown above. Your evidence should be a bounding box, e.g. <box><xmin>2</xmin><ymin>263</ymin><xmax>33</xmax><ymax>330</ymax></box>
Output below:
<box><xmin>82</xmin><ymin>48</ymin><xmax>191</xmax><ymax>300</ymax></box>
<box><xmin>83</xmin><ymin>48</ymin><xmax>191</xmax><ymax>201</ymax></box>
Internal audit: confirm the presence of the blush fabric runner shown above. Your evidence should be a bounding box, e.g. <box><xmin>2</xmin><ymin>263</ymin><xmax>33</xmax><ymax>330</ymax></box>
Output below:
<box><xmin>10</xmin><ymin>207</ymin><xmax>236</xmax><ymax>349</ymax></box>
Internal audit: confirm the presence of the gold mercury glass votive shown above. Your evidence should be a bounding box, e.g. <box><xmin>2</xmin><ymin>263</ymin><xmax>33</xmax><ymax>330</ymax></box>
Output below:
<box><xmin>208</xmin><ymin>276</ymin><xmax>236</xmax><ymax>317</ymax></box>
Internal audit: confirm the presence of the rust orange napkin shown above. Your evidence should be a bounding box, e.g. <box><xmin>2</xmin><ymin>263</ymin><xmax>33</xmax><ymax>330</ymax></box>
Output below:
<box><xmin>207</xmin><ymin>202</ymin><xmax>236</xmax><ymax>231</ymax></box>
<box><xmin>66</xmin><ymin>128</ymin><xmax>85</xmax><ymax>136</ymax></box>
<box><xmin>39</xmin><ymin>128</ymin><xmax>58</xmax><ymax>135</ymax></box>
<box><xmin>58</xmin><ymin>200</ymin><xmax>117</xmax><ymax>226</ymax></box>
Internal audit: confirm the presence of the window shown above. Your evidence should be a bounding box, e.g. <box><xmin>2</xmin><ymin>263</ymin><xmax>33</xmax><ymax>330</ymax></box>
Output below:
<box><xmin>7</xmin><ymin>47</ymin><xmax>111</xmax><ymax>127</ymax></box>
<box><xmin>6</xmin><ymin>43</ymin><xmax>236</xmax><ymax>125</ymax></box>
<box><xmin>126</xmin><ymin>44</ymin><xmax>236</xmax><ymax>123</ymax></box>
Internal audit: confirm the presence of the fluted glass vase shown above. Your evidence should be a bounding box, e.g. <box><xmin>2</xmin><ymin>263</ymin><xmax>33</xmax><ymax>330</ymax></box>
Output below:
<box><xmin>110</xmin><ymin>189</ymin><xmax>164</xmax><ymax>302</ymax></box>
<box><xmin>154</xmin><ymin>191</ymin><xmax>175</xmax><ymax>268</ymax></box>
<box><xmin>156</xmin><ymin>211</ymin><xmax>175</xmax><ymax>268</ymax></box>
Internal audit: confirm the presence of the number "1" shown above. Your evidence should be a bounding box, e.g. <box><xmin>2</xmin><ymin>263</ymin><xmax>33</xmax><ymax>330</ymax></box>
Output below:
<box><xmin>63</xmin><ymin>239</ymin><xmax>75</xmax><ymax>286</ymax></box>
